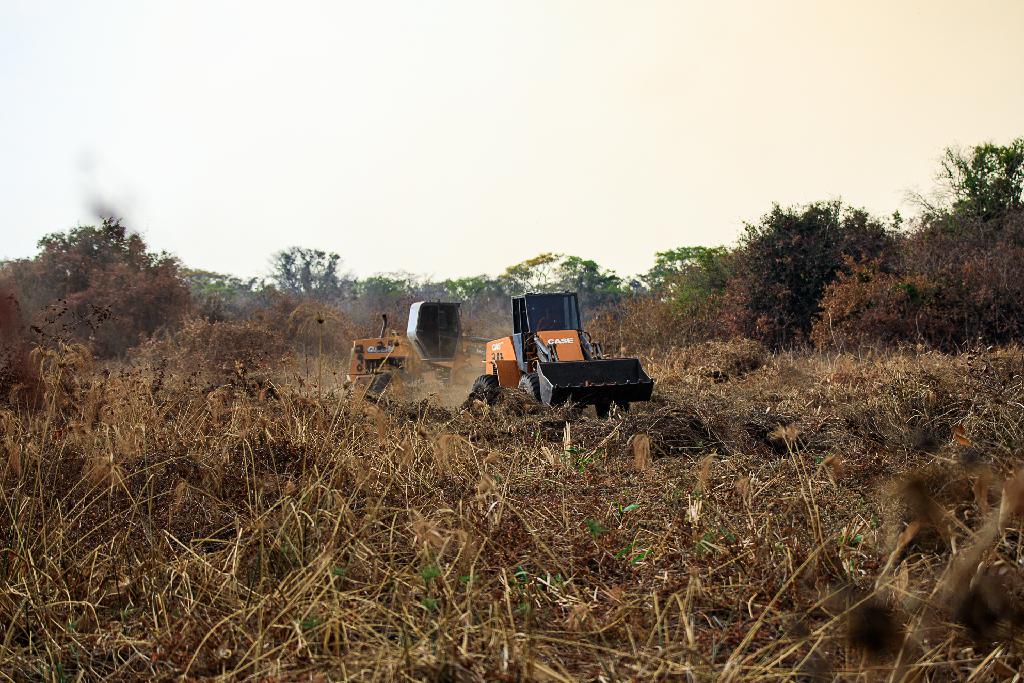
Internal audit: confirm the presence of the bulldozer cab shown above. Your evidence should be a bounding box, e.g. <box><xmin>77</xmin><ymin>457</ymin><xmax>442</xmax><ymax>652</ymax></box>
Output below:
<box><xmin>513</xmin><ymin>293</ymin><xmax>581</xmax><ymax>333</ymax></box>
<box><xmin>485</xmin><ymin>291</ymin><xmax>654</xmax><ymax>413</ymax></box>
<box><xmin>407</xmin><ymin>301</ymin><xmax>462</xmax><ymax>361</ymax></box>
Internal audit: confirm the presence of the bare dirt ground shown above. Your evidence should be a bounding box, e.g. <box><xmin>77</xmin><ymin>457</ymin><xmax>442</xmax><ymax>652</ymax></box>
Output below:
<box><xmin>3</xmin><ymin>340</ymin><xmax>1024</xmax><ymax>680</ymax></box>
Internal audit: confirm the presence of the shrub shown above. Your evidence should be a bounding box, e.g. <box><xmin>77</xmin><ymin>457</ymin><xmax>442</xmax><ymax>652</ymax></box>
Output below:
<box><xmin>137</xmin><ymin>317</ymin><xmax>290</xmax><ymax>388</ymax></box>
<box><xmin>815</xmin><ymin>209</ymin><xmax>1024</xmax><ymax>350</ymax></box>
<box><xmin>5</xmin><ymin>218</ymin><xmax>190</xmax><ymax>357</ymax></box>
<box><xmin>0</xmin><ymin>281</ymin><xmax>40</xmax><ymax>406</ymax></box>
<box><xmin>907</xmin><ymin>208</ymin><xmax>1024</xmax><ymax>348</ymax></box>
<box><xmin>812</xmin><ymin>259</ymin><xmax>947</xmax><ymax>350</ymax></box>
<box><xmin>589</xmin><ymin>293</ymin><xmax>722</xmax><ymax>355</ymax></box>
<box><xmin>720</xmin><ymin>202</ymin><xmax>898</xmax><ymax>347</ymax></box>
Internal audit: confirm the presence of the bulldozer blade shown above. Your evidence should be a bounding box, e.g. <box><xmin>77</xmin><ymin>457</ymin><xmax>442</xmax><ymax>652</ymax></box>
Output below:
<box><xmin>537</xmin><ymin>359</ymin><xmax>654</xmax><ymax>407</ymax></box>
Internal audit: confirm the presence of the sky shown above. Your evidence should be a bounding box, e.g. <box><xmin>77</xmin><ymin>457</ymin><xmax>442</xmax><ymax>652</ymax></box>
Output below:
<box><xmin>2</xmin><ymin>1</ymin><xmax>1023</xmax><ymax>281</ymax></box>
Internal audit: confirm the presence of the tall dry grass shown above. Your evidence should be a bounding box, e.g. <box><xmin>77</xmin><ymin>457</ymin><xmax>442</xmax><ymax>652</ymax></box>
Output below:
<box><xmin>2</xmin><ymin>340</ymin><xmax>1024</xmax><ymax>679</ymax></box>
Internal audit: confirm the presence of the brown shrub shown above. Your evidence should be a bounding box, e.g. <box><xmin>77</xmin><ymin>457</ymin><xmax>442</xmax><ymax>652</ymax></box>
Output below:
<box><xmin>812</xmin><ymin>259</ymin><xmax>948</xmax><ymax>350</ymax></box>
<box><xmin>589</xmin><ymin>293</ymin><xmax>722</xmax><ymax>355</ymax></box>
<box><xmin>137</xmin><ymin>317</ymin><xmax>290</xmax><ymax>388</ymax></box>
<box><xmin>0</xmin><ymin>280</ymin><xmax>40</xmax><ymax>407</ymax></box>
<box><xmin>5</xmin><ymin>219</ymin><xmax>190</xmax><ymax>357</ymax></box>
<box><xmin>815</xmin><ymin>210</ymin><xmax>1024</xmax><ymax>351</ymax></box>
<box><xmin>719</xmin><ymin>202</ymin><xmax>898</xmax><ymax>348</ymax></box>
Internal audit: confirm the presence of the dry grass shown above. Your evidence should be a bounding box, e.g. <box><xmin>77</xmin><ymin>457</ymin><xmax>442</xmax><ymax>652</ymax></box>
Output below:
<box><xmin>3</xmin><ymin>341</ymin><xmax>1024</xmax><ymax>680</ymax></box>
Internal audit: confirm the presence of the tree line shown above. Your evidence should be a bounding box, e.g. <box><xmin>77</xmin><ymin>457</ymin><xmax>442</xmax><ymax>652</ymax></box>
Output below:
<box><xmin>2</xmin><ymin>136</ymin><xmax>1022</xmax><ymax>360</ymax></box>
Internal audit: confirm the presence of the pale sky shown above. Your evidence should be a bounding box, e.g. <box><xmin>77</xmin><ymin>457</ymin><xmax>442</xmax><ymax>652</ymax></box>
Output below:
<box><xmin>2</xmin><ymin>1</ymin><xmax>1022</xmax><ymax>280</ymax></box>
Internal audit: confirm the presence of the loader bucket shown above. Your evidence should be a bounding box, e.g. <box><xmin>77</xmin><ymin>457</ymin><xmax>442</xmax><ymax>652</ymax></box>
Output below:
<box><xmin>537</xmin><ymin>359</ymin><xmax>654</xmax><ymax>407</ymax></box>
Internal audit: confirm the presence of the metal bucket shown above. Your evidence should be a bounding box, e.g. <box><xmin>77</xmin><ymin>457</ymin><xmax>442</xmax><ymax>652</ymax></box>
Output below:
<box><xmin>537</xmin><ymin>359</ymin><xmax>654</xmax><ymax>406</ymax></box>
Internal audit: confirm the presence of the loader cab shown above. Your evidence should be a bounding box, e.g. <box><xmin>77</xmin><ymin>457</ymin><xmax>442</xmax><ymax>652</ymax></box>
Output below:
<box><xmin>512</xmin><ymin>293</ymin><xmax>581</xmax><ymax>334</ymax></box>
<box><xmin>407</xmin><ymin>301</ymin><xmax>462</xmax><ymax>361</ymax></box>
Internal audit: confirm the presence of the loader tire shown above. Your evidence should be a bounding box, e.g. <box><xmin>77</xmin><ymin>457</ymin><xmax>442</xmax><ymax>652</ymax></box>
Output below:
<box><xmin>470</xmin><ymin>374</ymin><xmax>501</xmax><ymax>404</ymax></box>
<box><xmin>518</xmin><ymin>373</ymin><xmax>541</xmax><ymax>402</ymax></box>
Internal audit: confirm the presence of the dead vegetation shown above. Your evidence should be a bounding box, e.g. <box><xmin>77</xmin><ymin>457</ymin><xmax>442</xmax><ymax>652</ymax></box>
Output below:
<box><xmin>3</xmin><ymin>341</ymin><xmax>1024</xmax><ymax>680</ymax></box>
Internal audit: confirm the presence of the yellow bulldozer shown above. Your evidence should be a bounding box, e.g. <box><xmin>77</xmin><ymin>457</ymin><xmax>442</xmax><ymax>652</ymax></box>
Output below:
<box><xmin>346</xmin><ymin>301</ymin><xmax>479</xmax><ymax>395</ymax></box>
<box><xmin>471</xmin><ymin>292</ymin><xmax>654</xmax><ymax>417</ymax></box>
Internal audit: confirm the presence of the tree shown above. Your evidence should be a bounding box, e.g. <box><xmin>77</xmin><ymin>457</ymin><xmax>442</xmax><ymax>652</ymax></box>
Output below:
<box><xmin>643</xmin><ymin>246</ymin><xmax>731</xmax><ymax>306</ymax></box>
<box><xmin>6</xmin><ymin>218</ymin><xmax>190</xmax><ymax>356</ymax></box>
<box><xmin>185</xmin><ymin>269</ymin><xmax>267</xmax><ymax>321</ymax></box>
<box><xmin>440</xmin><ymin>275</ymin><xmax>507</xmax><ymax>301</ymax></box>
<box><xmin>269</xmin><ymin>247</ymin><xmax>347</xmax><ymax>301</ymax></box>
<box><xmin>499</xmin><ymin>253</ymin><xmax>564</xmax><ymax>292</ymax></box>
<box><xmin>722</xmin><ymin>201</ymin><xmax>898</xmax><ymax>347</ymax></box>
<box><xmin>937</xmin><ymin>138</ymin><xmax>1024</xmax><ymax>222</ymax></box>
<box><xmin>357</xmin><ymin>274</ymin><xmax>414</xmax><ymax>300</ymax></box>
<box><xmin>558</xmin><ymin>256</ymin><xmax>623</xmax><ymax>307</ymax></box>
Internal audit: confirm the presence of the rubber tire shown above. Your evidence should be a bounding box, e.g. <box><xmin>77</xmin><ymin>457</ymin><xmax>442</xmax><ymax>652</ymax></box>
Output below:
<box><xmin>595</xmin><ymin>401</ymin><xmax>612</xmax><ymax>419</ymax></box>
<box><xmin>471</xmin><ymin>374</ymin><xmax>501</xmax><ymax>404</ymax></box>
<box><xmin>518</xmin><ymin>372</ymin><xmax>541</xmax><ymax>402</ymax></box>
<box><xmin>367</xmin><ymin>372</ymin><xmax>393</xmax><ymax>395</ymax></box>
<box><xmin>614</xmin><ymin>400</ymin><xmax>631</xmax><ymax>414</ymax></box>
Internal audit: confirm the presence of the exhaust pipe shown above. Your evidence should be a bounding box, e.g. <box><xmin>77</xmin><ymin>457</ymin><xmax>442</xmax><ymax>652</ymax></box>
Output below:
<box><xmin>379</xmin><ymin>314</ymin><xmax>388</xmax><ymax>338</ymax></box>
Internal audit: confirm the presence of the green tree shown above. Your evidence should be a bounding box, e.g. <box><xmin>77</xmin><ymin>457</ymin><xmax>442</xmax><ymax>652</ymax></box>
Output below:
<box><xmin>644</xmin><ymin>246</ymin><xmax>731</xmax><ymax>305</ymax></box>
<box><xmin>440</xmin><ymin>275</ymin><xmax>506</xmax><ymax>301</ymax></box>
<box><xmin>500</xmin><ymin>253</ymin><xmax>564</xmax><ymax>292</ymax></box>
<box><xmin>357</xmin><ymin>274</ymin><xmax>414</xmax><ymax>299</ymax></box>
<box><xmin>558</xmin><ymin>256</ymin><xmax>623</xmax><ymax>306</ymax></box>
<box><xmin>270</xmin><ymin>247</ymin><xmax>345</xmax><ymax>301</ymax></box>
<box><xmin>937</xmin><ymin>138</ymin><xmax>1024</xmax><ymax>221</ymax></box>
<box><xmin>185</xmin><ymin>269</ymin><xmax>266</xmax><ymax>320</ymax></box>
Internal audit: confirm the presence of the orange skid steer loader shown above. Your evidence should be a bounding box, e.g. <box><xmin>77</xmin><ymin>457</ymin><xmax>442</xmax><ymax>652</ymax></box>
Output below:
<box><xmin>472</xmin><ymin>292</ymin><xmax>654</xmax><ymax>417</ymax></box>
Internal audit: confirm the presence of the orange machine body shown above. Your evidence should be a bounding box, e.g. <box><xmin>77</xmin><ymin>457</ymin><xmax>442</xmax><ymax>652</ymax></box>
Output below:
<box><xmin>471</xmin><ymin>292</ymin><xmax>654</xmax><ymax>414</ymax></box>
<box><xmin>346</xmin><ymin>302</ymin><xmax>480</xmax><ymax>394</ymax></box>
<box><xmin>484</xmin><ymin>329</ymin><xmax>584</xmax><ymax>386</ymax></box>
<box><xmin>346</xmin><ymin>334</ymin><xmax>411</xmax><ymax>386</ymax></box>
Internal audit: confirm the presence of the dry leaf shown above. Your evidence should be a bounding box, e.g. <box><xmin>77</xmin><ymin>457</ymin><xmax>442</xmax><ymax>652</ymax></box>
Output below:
<box><xmin>952</xmin><ymin>425</ymin><xmax>971</xmax><ymax>447</ymax></box>
<box><xmin>6</xmin><ymin>440</ymin><xmax>21</xmax><ymax>478</ymax></box>
<box><xmin>604</xmin><ymin>586</ymin><xmax>625</xmax><ymax>603</ymax></box>
<box><xmin>410</xmin><ymin>512</ymin><xmax>445</xmax><ymax>551</ymax></box>
<box><xmin>86</xmin><ymin>455</ymin><xmax>113</xmax><ymax>488</ymax></box>
<box><xmin>735</xmin><ymin>476</ymin><xmax>751</xmax><ymax>503</ymax></box>
<box><xmin>823</xmin><ymin>454</ymin><xmax>845</xmax><ymax>481</ymax></box>
<box><xmin>973</xmin><ymin>469</ymin><xmax>992</xmax><ymax>515</ymax></box>
<box><xmin>397</xmin><ymin>436</ymin><xmax>415</xmax><ymax>468</ymax></box>
<box><xmin>433</xmin><ymin>433</ymin><xmax>469</xmax><ymax>466</ymax></box>
<box><xmin>893</xmin><ymin>562</ymin><xmax>909</xmax><ymax>596</ymax></box>
<box><xmin>476</xmin><ymin>472</ymin><xmax>497</xmax><ymax>497</ymax></box>
<box><xmin>896</xmin><ymin>520</ymin><xmax>921</xmax><ymax>552</ymax></box>
<box><xmin>697</xmin><ymin>454</ymin><xmax>714</xmax><ymax>491</ymax></box>
<box><xmin>770</xmin><ymin>423</ymin><xmax>800</xmax><ymax>448</ymax></box>
<box><xmin>566</xmin><ymin>603</ymin><xmax>591</xmax><ymax>631</ymax></box>
<box><xmin>1000</xmin><ymin>469</ymin><xmax>1024</xmax><ymax>522</ymax></box>
<box><xmin>171</xmin><ymin>480</ymin><xmax>188</xmax><ymax>513</ymax></box>
<box><xmin>632</xmin><ymin>434</ymin><xmax>652</xmax><ymax>472</ymax></box>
